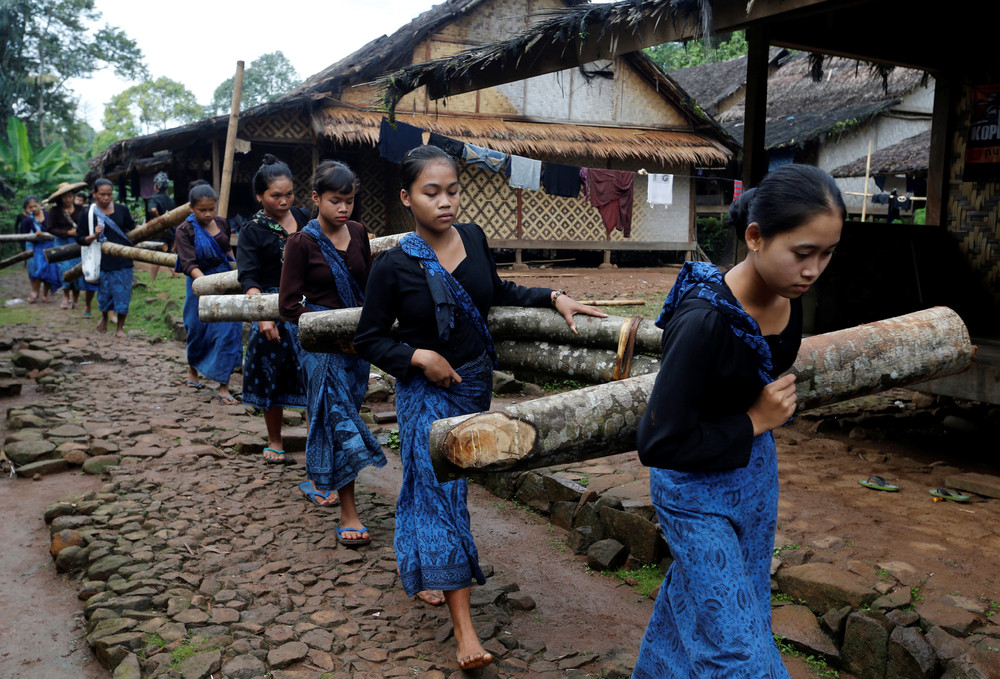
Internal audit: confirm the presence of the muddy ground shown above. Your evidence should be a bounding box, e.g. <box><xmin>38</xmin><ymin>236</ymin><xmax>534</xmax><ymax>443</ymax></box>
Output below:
<box><xmin>2</xmin><ymin>262</ymin><xmax>999</xmax><ymax>679</ymax></box>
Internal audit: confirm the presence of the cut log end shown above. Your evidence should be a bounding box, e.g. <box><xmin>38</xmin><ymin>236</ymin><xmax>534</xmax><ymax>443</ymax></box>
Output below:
<box><xmin>443</xmin><ymin>412</ymin><xmax>538</xmax><ymax>470</ymax></box>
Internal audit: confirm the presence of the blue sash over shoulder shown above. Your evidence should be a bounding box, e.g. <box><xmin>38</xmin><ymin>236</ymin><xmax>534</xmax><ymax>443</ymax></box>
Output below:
<box><xmin>93</xmin><ymin>210</ymin><xmax>131</xmax><ymax>244</ymax></box>
<box><xmin>399</xmin><ymin>232</ymin><xmax>496</xmax><ymax>366</ymax></box>
<box><xmin>301</xmin><ymin>220</ymin><xmax>363</xmax><ymax>306</ymax></box>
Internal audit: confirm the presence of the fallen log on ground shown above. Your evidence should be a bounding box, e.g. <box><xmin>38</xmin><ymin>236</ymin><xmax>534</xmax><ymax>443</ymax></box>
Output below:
<box><xmin>192</xmin><ymin>231</ymin><xmax>407</xmax><ymax>296</ymax></box>
<box><xmin>427</xmin><ymin>307</ymin><xmax>975</xmax><ymax>479</ymax></box>
<box><xmin>0</xmin><ymin>250</ymin><xmax>33</xmax><ymax>269</ymax></box>
<box><xmin>0</xmin><ymin>232</ymin><xmax>54</xmax><ymax>242</ymax></box>
<box><xmin>57</xmin><ymin>203</ymin><xmax>192</xmax><ymax>275</ymax></box>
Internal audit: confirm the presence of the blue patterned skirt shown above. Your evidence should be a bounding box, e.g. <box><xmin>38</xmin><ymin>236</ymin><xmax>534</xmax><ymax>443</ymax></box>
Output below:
<box><xmin>633</xmin><ymin>434</ymin><xmax>789</xmax><ymax>679</ymax></box>
<box><xmin>53</xmin><ymin>236</ymin><xmax>95</xmax><ymax>291</ymax></box>
<box><xmin>289</xmin><ymin>323</ymin><xmax>386</xmax><ymax>491</ymax></box>
<box><xmin>183</xmin><ymin>277</ymin><xmax>242</xmax><ymax>384</ymax></box>
<box><xmin>241</xmin><ymin>288</ymin><xmax>306</xmax><ymax>410</ymax></box>
<box><xmin>96</xmin><ymin>268</ymin><xmax>133</xmax><ymax>315</ymax></box>
<box><xmin>27</xmin><ymin>241</ymin><xmax>62</xmax><ymax>289</ymax></box>
<box><xmin>394</xmin><ymin>353</ymin><xmax>493</xmax><ymax>596</ymax></box>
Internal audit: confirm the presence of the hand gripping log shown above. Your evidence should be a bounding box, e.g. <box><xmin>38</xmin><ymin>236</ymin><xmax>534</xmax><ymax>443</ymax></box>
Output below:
<box><xmin>427</xmin><ymin>307</ymin><xmax>975</xmax><ymax>480</ymax></box>
<box><xmin>191</xmin><ymin>232</ymin><xmax>408</xmax><ymax>296</ymax></box>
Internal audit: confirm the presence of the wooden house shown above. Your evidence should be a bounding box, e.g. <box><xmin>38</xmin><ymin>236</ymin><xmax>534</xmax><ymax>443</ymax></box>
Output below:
<box><xmin>89</xmin><ymin>0</ymin><xmax>735</xmax><ymax>259</ymax></box>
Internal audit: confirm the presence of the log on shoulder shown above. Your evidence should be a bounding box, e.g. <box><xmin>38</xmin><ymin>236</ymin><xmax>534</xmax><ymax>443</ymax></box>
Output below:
<box><xmin>496</xmin><ymin>340</ymin><xmax>659</xmax><ymax>383</ymax></box>
<box><xmin>198</xmin><ymin>293</ymin><xmax>278</xmax><ymax>323</ymax></box>
<box><xmin>98</xmin><ymin>242</ymin><xmax>178</xmax><ymax>268</ymax></box>
<box><xmin>428</xmin><ymin>307</ymin><xmax>975</xmax><ymax>480</ymax></box>
<box><xmin>0</xmin><ymin>250</ymin><xmax>34</xmax><ymax>270</ymax></box>
<box><xmin>0</xmin><ymin>232</ymin><xmax>54</xmax><ymax>242</ymax></box>
<box><xmin>192</xmin><ymin>231</ymin><xmax>410</xmax><ymax>296</ymax></box>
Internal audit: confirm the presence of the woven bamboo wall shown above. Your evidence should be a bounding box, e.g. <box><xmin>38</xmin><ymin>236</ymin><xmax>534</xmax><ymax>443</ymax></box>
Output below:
<box><xmin>948</xmin><ymin>84</ymin><xmax>1000</xmax><ymax>299</ymax></box>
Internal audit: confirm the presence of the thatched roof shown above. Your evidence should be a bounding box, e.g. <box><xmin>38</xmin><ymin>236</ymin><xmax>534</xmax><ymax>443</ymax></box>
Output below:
<box><xmin>830</xmin><ymin>130</ymin><xmax>930</xmax><ymax>177</ymax></box>
<box><xmin>669</xmin><ymin>47</ymin><xmax>790</xmax><ymax>116</ymax></box>
<box><xmin>318</xmin><ymin>105</ymin><xmax>732</xmax><ymax>166</ymax></box>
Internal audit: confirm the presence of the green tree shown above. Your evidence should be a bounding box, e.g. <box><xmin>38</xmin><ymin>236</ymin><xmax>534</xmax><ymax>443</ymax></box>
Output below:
<box><xmin>94</xmin><ymin>77</ymin><xmax>202</xmax><ymax>150</ymax></box>
<box><xmin>208</xmin><ymin>51</ymin><xmax>301</xmax><ymax>115</ymax></box>
<box><xmin>646</xmin><ymin>31</ymin><xmax>748</xmax><ymax>72</ymax></box>
<box><xmin>0</xmin><ymin>0</ymin><xmax>146</xmax><ymax>147</ymax></box>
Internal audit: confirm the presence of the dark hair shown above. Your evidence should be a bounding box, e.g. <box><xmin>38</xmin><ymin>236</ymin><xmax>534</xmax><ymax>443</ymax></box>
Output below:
<box><xmin>23</xmin><ymin>195</ymin><xmax>38</xmax><ymax>208</ymax></box>
<box><xmin>729</xmin><ymin>164</ymin><xmax>846</xmax><ymax>238</ymax></box>
<box><xmin>400</xmin><ymin>145</ymin><xmax>457</xmax><ymax>192</ymax></box>
<box><xmin>93</xmin><ymin>178</ymin><xmax>114</xmax><ymax>192</ymax></box>
<box><xmin>253</xmin><ymin>153</ymin><xmax>293</xmax><ymax>196</ymax></box>
<box><xmin>312</xmin><ymin>160</ymin><xmax>358</xmax><ymax>195</ymax></box>
<box><xmin>189</xmin><ymin>184</ymin><xmax>218</xmax><ymax>205</ymax></box>
<box><xmin>75</xmin><ymin>191</ymin><xmax>87</xmax><ymax>199</ymax></box>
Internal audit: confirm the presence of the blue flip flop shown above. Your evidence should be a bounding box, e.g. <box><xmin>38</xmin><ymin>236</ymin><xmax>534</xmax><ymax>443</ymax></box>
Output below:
<box><xmin>299</xmin><ymin>481</ymin><xmax>339</xmax><ymax>507</ymax></box>
<box><xmin>337</xmin><ymin>525</ymin><xmax>371</xmax><ymax>547</ymax></box>
<box><xmin>263</xmin><ymin>447</ymin><xmax>296</xmax><ymax>465</ymax></box>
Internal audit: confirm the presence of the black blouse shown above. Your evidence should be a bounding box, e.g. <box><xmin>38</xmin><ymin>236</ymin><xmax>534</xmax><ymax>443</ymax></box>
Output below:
<box><xmin>236</xmin><ymin>207</ymin><xmax>310</xmax><ymax>293</ymax></box>
<box><xmin>354</xmin><ymin>223</ymin><xmax>553</xmax><ymax>379</ymax></box>
<box><xmin>175</xmin><ymin>218</ymin><xmax>233</xmax><ymax>277</ymax></box>
<box><xmin>636</xmin><ymin>292</ymin><xmax>802</xmax><ymax>472</ymax></box>
<box><xmin>75</xmin><ymin>204</ymin><xmax>137</xmax><ymax>271</ymax></box>
<box><xmin>47</xmin><ymin>206</ymin><xmax>82</xmax><ymax>238</ymax></box>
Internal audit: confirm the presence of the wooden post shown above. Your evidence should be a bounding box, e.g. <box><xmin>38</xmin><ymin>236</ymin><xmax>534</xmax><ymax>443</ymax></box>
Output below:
<box><xmin>861</xmin><ymin>139</ymin><xmax>873</xmax><ymax>222</ymax></box>
<box><xmin>218</xmin><ymin>61</ymin><xmax>245</xmax><ymax>219</ymax></box>
<box><xmin>427</xmin><ymin>307</ymin><xmax>975</xmax><ymax>479</ymax></box>
<box><xmin>512</xmin><ymin>188</ymin><xmax>527</xmax><ymax>270</ymax></box>
<box><xmin>211</xmin><ymin>139</ymin><xmax>221</xmax><ymax>193</ymax></box>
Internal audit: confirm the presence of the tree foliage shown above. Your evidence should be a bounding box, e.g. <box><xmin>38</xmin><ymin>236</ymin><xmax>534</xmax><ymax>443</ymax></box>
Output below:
<box><xmin>645</xmin><ymin>31</ymin><xmax>748</xmax><ymax>72</ymax></box>
<box><xmin>0</xmin><ymin>0</ymin><xmax>146</xmax><ymax>147</ymax></box>
<box><xmin>94</xmin><ymin>77</ymin><xmax>202</xmax><ymax>150</ymax></box>
<box><xmin>208</xmin><ymin>52</ymin><xmax>301</xmax><ymax>116</ymax></box>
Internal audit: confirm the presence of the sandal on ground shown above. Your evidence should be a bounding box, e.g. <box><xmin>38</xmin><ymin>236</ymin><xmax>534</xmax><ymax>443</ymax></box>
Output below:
<box><xmin>216</xmin><ymin>394</ymin><xmax>240</xmax><ymax>405</ymax></box>
<box><xmin>859</xmin><ymin>475</ymin><xmax>899</xmax><ymax>492</ymax></box>
<box><xmin>27</xmin><ymin>294</ymin><xmax>38</xmax><ymax>304</ymax></box>
<box><xmin>82</xmin><ymin>310</ymin><xmax>92</xmax><ymax>317</ymax></box>
<box><xmin>930</xmin><ymin>487</ymin><xmax>970</xmax><ymax>503</ymax></box>
<box><xmin>337</xmin><ymin>525</ymin><xmax>371</xmax><ymax>547</ymax></box>
<box><xmin>186</xmin><ymin>380</ymin><xmax>204</xmax><ymax>389</ymax></box>
<box><xmin>60</xmin><ymin>300</ymin><xmax>71</xmax><ymax>309</ymax></box>
<box><xmin>299</xmin><ymin>481</ymin><xmax>339</xmax><ymax>506</ymax></box>
<box><xmin>263</xmin><ymin>447</ymin><xmax>296</xmax><ymax>465</ymax></box>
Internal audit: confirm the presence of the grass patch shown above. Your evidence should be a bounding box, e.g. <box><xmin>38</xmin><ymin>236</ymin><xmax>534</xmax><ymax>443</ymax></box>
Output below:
<box><xmin>775</xmin><ymin>634</ymin><xmax>839</xmax><ymax>678</ymax></box>
<box><xmin>126</xmin><ymin>270</ymin><xmax>187</xmax><ymax>340</ymax></box>
<box><xmin>982</xmin><ymin>595</ymin><xmax>1000</xmax><ymax>618</ymax></box>
<box><xmin>542</xmin><ymin>378</ymin><xmax>588</xmax><ymax>393</ymax></box>
<box><xmin>603</xmin><ymin>563</ymin><xmax>665</xmax><ymax>598</ymax></box>
<box><xmin>773</xmin><ymin>543</ymin><xmax>801</xmax><ymax>558</ymax></box>
<box><xmin>385</xmin><ymin>429</ymin><xmax>400</xmax><ymax>452</ymax></box>
<box><xmin>772</xmin><ymin>592</ymin><xmax>807</xmax><ymax>605</ymax></box>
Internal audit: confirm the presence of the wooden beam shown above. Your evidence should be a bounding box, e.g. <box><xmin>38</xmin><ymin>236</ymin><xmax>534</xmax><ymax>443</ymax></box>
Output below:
<box><xmin>742</xmin><ymin>24</ymin><xmax>770</xmax><ymax>190</ymax></box>
<box><xmin>926</xmin><ymin>74</ymin><xmax>952</xmax><ymax>228</ymax></box>
<box><xmin>487</xmin><ymin>239</ymin><xmax>695</xmax><ymax>251</ymax></box>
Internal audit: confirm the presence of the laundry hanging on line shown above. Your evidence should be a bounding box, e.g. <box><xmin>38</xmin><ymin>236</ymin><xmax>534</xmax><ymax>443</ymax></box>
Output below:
<box><xmin>646</xmin><ymin>173</ymin><xmax>674</xmax><ymax>207</ymax></box>
<box><xmin>377</xmin><ymin>118</ymin><xmax>423</xmax><ymax>164</ymax></box>
<box><xmin>582</xmin><ymin>168</ymin><xmax>635</xmax><ymax>238</ymax></box>
<box><xmin>508</xmin><ymin>156</ymin><xmax>542</xmax><ymax>191</ymax></box>
<box><xmin>463</xmin><ymin>143</ymin><xmax>508</xmax><ymax>173</ymax></box>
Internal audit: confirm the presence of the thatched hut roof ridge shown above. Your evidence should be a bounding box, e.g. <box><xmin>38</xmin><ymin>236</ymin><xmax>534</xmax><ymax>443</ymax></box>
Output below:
<box><xmin>830</xmin><ymin>130</ymin><xmax>930</xmax><ymax>177</ymax></box>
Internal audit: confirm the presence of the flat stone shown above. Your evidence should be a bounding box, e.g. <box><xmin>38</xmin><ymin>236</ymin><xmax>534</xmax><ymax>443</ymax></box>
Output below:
<box><xmin>944</xmin><ymin>472</ymin><xmax>1000</xmax><ymax>499</ymax></box>
<box><xmin>221</xmin><ymin>654</ymin><xmax>268</xmax><ymax>679</ymax></box>
<box><xmin>918</xmin><ymin>601</ymin><xmax>984</xmax><ymax>637</ymax></box>
<box><xmin>887</xmin><ymin>626</ymin><xmax>939</xmax><ymax>679</ymax></box>
<box><xmin>267</xmin><ymin>641</ymin><xmax>309</xmax><ymax>669</ymax></box>
<box><xmin>47</xmin><ymin>423</ymin><xmax>89</xmax><ymax>438</ymax></box>
<box><xmin>93</xmin><ymin>632</ymin><xmax>145</xmax><ymax>669</ymax></box>
<box><xmin>86</xmin><ymin>617</ymin><xmax>139</xmax><ymax>646</ymax></box>
<box><xmin>241</xmin><ymin>604</ymin><xmax>281</xmax><ymax>626</ymax></box>
<box><xmin>841</xmin><ymin>610</ymin><xmax>894</xmax><ymax>679</ymax></box>
<box><xmin>772</xmin><ymin>605</ymin><xmax>839</xmax><ymax>663</ymax></box>
<box><xmin>357</xmin><ymin>646</ymin><xmax>389</xmax><ymax>662</ymax></box>
<box><xmin>82</xmin><ymin>454</ymin><xmax>120</xmax><ymax>475</ymax></box>
<box><xmin>541</xmin><ymin>473</ymin><xmax>587</xmax><ymax>503</ymax></box>
<box><xmin>210</xmin><ymin>607</ymin><xmax>240</xmax><ymax>624</ymax></box>
<box><xmin>775</xmin><ymin>563</ymin><xmax>878</xmax><ymax>614</ymax></box>
<box><xmin>16</xmin><ymin>458</ymin><xmax>67</xmax><ymax>476</ymax></box>
<box><xmin>597</xmin><ymin>506</ymin><xmax>665</xmax><ymax>564</ymax></box>
<box><xmin>175</xmin><ymin>649</ymin><xmax>221</xmax><ymax>679</ymax></box>
<box><xmin>174</xmin><ymin>608</ymin><xmax>210</xmax><ymax>624</ymax></box>
<box><xmin>63</xmin><ymin>449</ymin><xmax>91</xmax><ymax>465</ymax></box>
<box><xmin>514</xmin><ymin>472</ymin><xmax>550</xmax><ymax>513</ymax></box>
<box><xmin>310</xmin><ymin>610</ymin><xmax>348</xmax><ymax>627</ymax></box>
<box><xmin>56</xmin><ymin>545</ymin><xmax>90</xmax><ymax>573</ymax></box>
<box><xmin>6</xmin><ymin>439</ymin><xmax>57</xmax><ymax>466</ymax></box>
<box><xmin>942</xmin><ymin>650</ymin><xmax>1000</xmax><ymax>678</ymax></box>
<box><xmin>12</xmin><ymin>349</ymin><xmax>53</xmax><ymax>370</ymax></box>
<box><xmin>873</xmin><ymin>588</ymin><xmax>913</xmax><ymax>611</ymax></box>
<box><xmin>301</xmin><ymin>628</ymin><xmax>334</xmax><ymax>651</ymax></box>
<box><xmin>112</xmin><ymin>653</ymin><xmax>141</xmax><ymax>679</ymax></box>
<box><xmin>586</xmin><ymin>539</ymin><xmax>627</xmax><ymax>571</ymax></box>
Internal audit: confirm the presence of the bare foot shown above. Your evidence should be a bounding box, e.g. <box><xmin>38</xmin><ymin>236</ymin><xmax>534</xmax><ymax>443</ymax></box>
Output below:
<box><xmin>415</xmin><ymin>590</ymin><xmax>446</xmax><ymax>606</ymax></box>
<box><xmin>96</xmin><ymin>318</ymin><xmax>107</xmax><ymax>334</ymax></box>
<box><xmin>114</xmin><ymin>329</ymin><xmax>126</xmax><ymax>339</ymax></box>
<box><xmin>457</xmin><ymin>643</ymin><xmax>493</xmax><ymax>671</ymax></box>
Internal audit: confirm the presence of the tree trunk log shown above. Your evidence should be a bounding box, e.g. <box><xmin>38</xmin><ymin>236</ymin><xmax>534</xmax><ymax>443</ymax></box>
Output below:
<box><xmin>97</xmin><ymin>242</ymin><xmax>178</xmax><ymax>268</ymax></box>
<box><xmin>495</xmin><ymin>340</ymin><xmax>660</xmax><ymax>382</ymax></box>
<box><xmin>0</xmin><ymin>232</ymin><xmax>54</xmax><ymax>242</ymax></box>
<box><xmin>59</xmin><ymin>203</ymin><xmax>192</xmax><ymax>276</ymax></box>
<box><xmin>42</xmin><ymin>242</ymin><xmax>84</xmax><ymax>264</ymax></box>
<box><xmin>192</xmin><ymin>231</ymin><xmax>408</xmax><ymax>296</ymax></box>
<box><xmin>428</xmin><ymin>307</ymin><xmax>974</xmax><ymax>479</ymax></box>
<box><xmin>0</xmin><ymin>250</ymin><xmax>33</xmax><ymax>269</ymax></box>
<box><xmin>197</xmin><ymin>293</ymin><xmax>279</xmax><ymax>323</ymax></box>
<box><xmin>134</xmin><ymin>241</ymin><xmax>168</xmax><ymax>251</ymax></box>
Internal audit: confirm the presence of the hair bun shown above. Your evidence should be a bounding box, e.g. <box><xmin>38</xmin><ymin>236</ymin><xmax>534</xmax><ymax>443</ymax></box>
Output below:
<box><xmin>261</xmin><ymin>153</ymin><xmax>280</xmax><ymax>166</ymax></box>
<box><xmin>728</xmin><ymin>187</ymin><xmax>755</xmax><ymax>231</ymax></box>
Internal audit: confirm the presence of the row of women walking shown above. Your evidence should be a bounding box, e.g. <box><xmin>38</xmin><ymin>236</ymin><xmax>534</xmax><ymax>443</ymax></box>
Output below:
<box><xmin>179</xmin><ymin>148</ymin><xmax>846</xmax><ymax>676</ymax></box>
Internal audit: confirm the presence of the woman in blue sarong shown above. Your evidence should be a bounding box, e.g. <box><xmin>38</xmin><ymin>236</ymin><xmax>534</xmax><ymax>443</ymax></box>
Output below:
<box><xmin>354</xmin><ymin>145</ymin><xmax>604</xmax><ymax>671</ymax></box>
<box><xmin>46</xmin><ymin>182</ymin><xmax>96</xmax><ymax>313</ymax></box>
<box><xmin>279</xmin><ymin>160</ymin><xmax>386</xmax><ymax>544</ymax></box>
<box><xmin>633</xmin><ymin>165</ymin><xmax>845</xmax><ymax>679</ymax></box>
<box><xmin>175</xmin><ymin>183</ymin><xmax>242</xmax><ymax>405</ymax></box>
<box><xmin>21</xmin><ymin>195</ymin><xmax>61</xmax><ymax>303</ymax></box>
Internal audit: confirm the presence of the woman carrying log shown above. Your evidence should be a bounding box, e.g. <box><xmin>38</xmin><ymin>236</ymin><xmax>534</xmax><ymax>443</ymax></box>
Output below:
<box><xmin>237</xmin><ymin>155</ymin><xmax>310</xmax><ymax>463</ymax></box>
<box><xmin>632</xmin><ymin>165</ymin><xmax>844</xmax><ymax>679</ymax></box>
<box><xmin>75</xmin><ymin>178</ymin><xmax>137</xmax><ymax>337</ymax></box>
<box><xmin>354</xmin><ymin>146</ymin><xmax>603</xmax><ymax>670</ymax></box>
<box><xmin>176</xmin><ymin>183</ymin><xmax>242</xmax><ymax>405</ymax></box>
<box><xmin>20</xmin><ymin>195</ymin><xmax>61</xmax><ymax>303</ymax></box>
<box><xmin>46</xmin><ymin>181</ymin><xmax>94</xmax><ymax>313</ymax></box>
<box><xmin>278</xmin><ymin>160</ymin><xmax>386</xmax><ymax>544</ymax></box>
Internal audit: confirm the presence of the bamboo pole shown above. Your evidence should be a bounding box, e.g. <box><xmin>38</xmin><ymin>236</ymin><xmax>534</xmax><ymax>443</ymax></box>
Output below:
<box><xmin>861</xmin><ymin>138</ymin><xmax>872</xmax><ymax>223</ymax></box>
<box><xmin>191</xmin><ymin>232</ymin><xmax>408</xmax><ymax>296</ymax></box>
<box><xmin>0</xmin><ymin>250</ymin><xmax>33</xmax><ymax>270</ymax></box>
<box><xmin>427</xmin><ymin>307</ymin><xmax>974</xmax><ymax>479</ymax></box>
<box><xmin>60</xmin><ymin>203</ymin><xmax>192</xmax><ymax>279</ymax></box>
<box><xmin>218</xmin><ymin>61</ymin><xmax>245</xmax><ymax>219</ymax></box>
<box><xmin>0</xmin><ymin>232</ymin><xmax>54</xmax><ymax>242</ymax></box>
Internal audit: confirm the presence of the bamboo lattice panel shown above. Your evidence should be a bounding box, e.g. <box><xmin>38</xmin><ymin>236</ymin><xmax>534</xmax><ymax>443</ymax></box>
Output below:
<box><xmin>357</xmin><ymin>147</ymin><xmax>389</xmax><ymax>234</ymax></box>
<box><xmin>949</xmin><ymin>85</ymin><xmax>1000</xmax><ymax>297</ymax></box>
<box><xmin>242</xmin><ymin>113</ymin><xmax>311</xmax><ymax>142</ymax></box>
<box><xmin>286</xmin><ymin>146</ymin><xmax>314</xmax><ymax>207</ymax></box>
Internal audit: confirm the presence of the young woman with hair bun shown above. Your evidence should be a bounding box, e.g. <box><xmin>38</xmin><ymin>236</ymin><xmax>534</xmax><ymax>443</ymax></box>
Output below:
<box><xmin>633</xmin><ymin>164</ymin><xmax>846</xmax><ymax>679</ymax></box>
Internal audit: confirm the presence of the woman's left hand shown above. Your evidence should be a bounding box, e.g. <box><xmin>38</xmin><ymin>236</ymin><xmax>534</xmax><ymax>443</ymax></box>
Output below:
<box><xmin>554</xmin><ymin>294</ymin><xmax>607</xmax><ymax>333</ymax></box>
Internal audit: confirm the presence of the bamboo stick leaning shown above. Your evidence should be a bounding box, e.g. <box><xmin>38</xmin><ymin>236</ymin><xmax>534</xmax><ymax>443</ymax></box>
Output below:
<box><xmin>426</xmin><ymin>307</ymin><xmax>974</xmax><ymax>479</ymax></box>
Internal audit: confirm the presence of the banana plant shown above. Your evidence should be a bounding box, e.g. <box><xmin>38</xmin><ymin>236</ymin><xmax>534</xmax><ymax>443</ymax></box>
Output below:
<box><xmin>0</xmin><ymin>116</ymin><xmax>74</xmax><ymax>196</ymax></box>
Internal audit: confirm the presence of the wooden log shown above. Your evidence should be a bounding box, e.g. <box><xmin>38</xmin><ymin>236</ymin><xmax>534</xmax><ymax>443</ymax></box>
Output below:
<box><xmin>427</xmin><ymin>307</ymin><xmax>975</xmax><ymax>479</ymax></box>
<box><xmin>0</xmin><ymin>250</ymin><xmax>33</xmax><ymax>269</ymax></box>
<box><xmin>496</xmin><ymin>340</ymin><xmax>660</xmax><ymax>382</ymax></box>
<box><xmin>0</xmin><ymin>232</ymin><xmax>54</xmax><ymax>242</ymax></box>
<box><xmin>578</xmin><ymin>299</ymin><xmax>646</xmax><ymax>306</ymax></box>
<box><xmin>135</xmin><ymin>241</ymin><xmax>168</xmax><ymax>251</ymax></box>
<box><xmin>198</xmin><ymin>293</ymin><xmax>279</xmax><ymax>323</ymax></box>
<box><xmin>98</xmin><ymin>242</ymin><xmax>178</xmax><ymax>268</ymax></box>
<box><xmin>192</xmin><ymin>231</ymin><xmax>409</xmax><ymax>296</ymax></box>
<box><xmin>59</xmin><ymin>203</ymin><xmax>192</xmax><ymax>277</ymax></box>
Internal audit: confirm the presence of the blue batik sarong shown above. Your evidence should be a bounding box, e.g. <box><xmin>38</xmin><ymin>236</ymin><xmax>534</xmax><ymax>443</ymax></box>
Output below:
<box><xmin>97</xmin><ymin>268</ymin><xmax>133</xmax><ymax>314</ymax></box>
<box><xmin>182</xmin><ymin>216</ymin><xmax>242</xmax><ymax>385</ymax></box>
<box><xmin>53</xmin><ymin>236</ymin><xmax>94</xmax><ymax>292</ymax></box>
<box><xmin>24</xmin><ymin>218</ymin><xmax>61</xmax><ymax>289</ymax></box>
<box><xmin>395</xmin><ymin>353</ymin><xmax>493</xmax><ymax>595</ymax></box>
<box><xmin>242</xmin><ymin>285</ymin><xmax>306</xmax><ymax>410</ymax></box>
<box><xmin>288</xmin><ymin>221</ymin><xmax>386</xmax><ymax>492</ymax></box>
<box><xmin>633</xmin><ymin>261</ymin><xmax>789</xmax><ymax>679</ymax></box>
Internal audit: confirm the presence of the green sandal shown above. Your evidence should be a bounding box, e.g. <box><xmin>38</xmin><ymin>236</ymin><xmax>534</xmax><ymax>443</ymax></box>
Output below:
<box><xmin>930</xmin><ymin>487</ymin><xmax>970</xmax><ymax>503</ymax></box>
<box><xmin>859</xmin><ymin>475</ymin><xmax>899</xmax><ymax>492</ymax></box>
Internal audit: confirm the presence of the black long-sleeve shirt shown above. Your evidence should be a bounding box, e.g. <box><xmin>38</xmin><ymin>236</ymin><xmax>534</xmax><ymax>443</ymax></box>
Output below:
<box><xmin>637</xmin><ymin>294</ymin><xmax>801</xmax><ymax>472</ymax></box>
<box><xmin>175</xmin><ymin>218</ymin><xmax>232</xmax><ymax>277</ymax></box>
<box><xmin>236</xmin><ymin>207</ymin><xmax>310</xmax><ymax>293</ymax></box>
<box><xmin>75</xmin><ymin>204</ymin><xmax>136</xmax><ymax>271</ymax></box>
<box><xmin>354</xmin><ymin>223</ymin><xmax>553</xmax><ymax>379</ymax></box>
<box><xmin>47</xmin><ymin>206</ymin><xmax>82</xmax><ymax>238</ymax></box>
